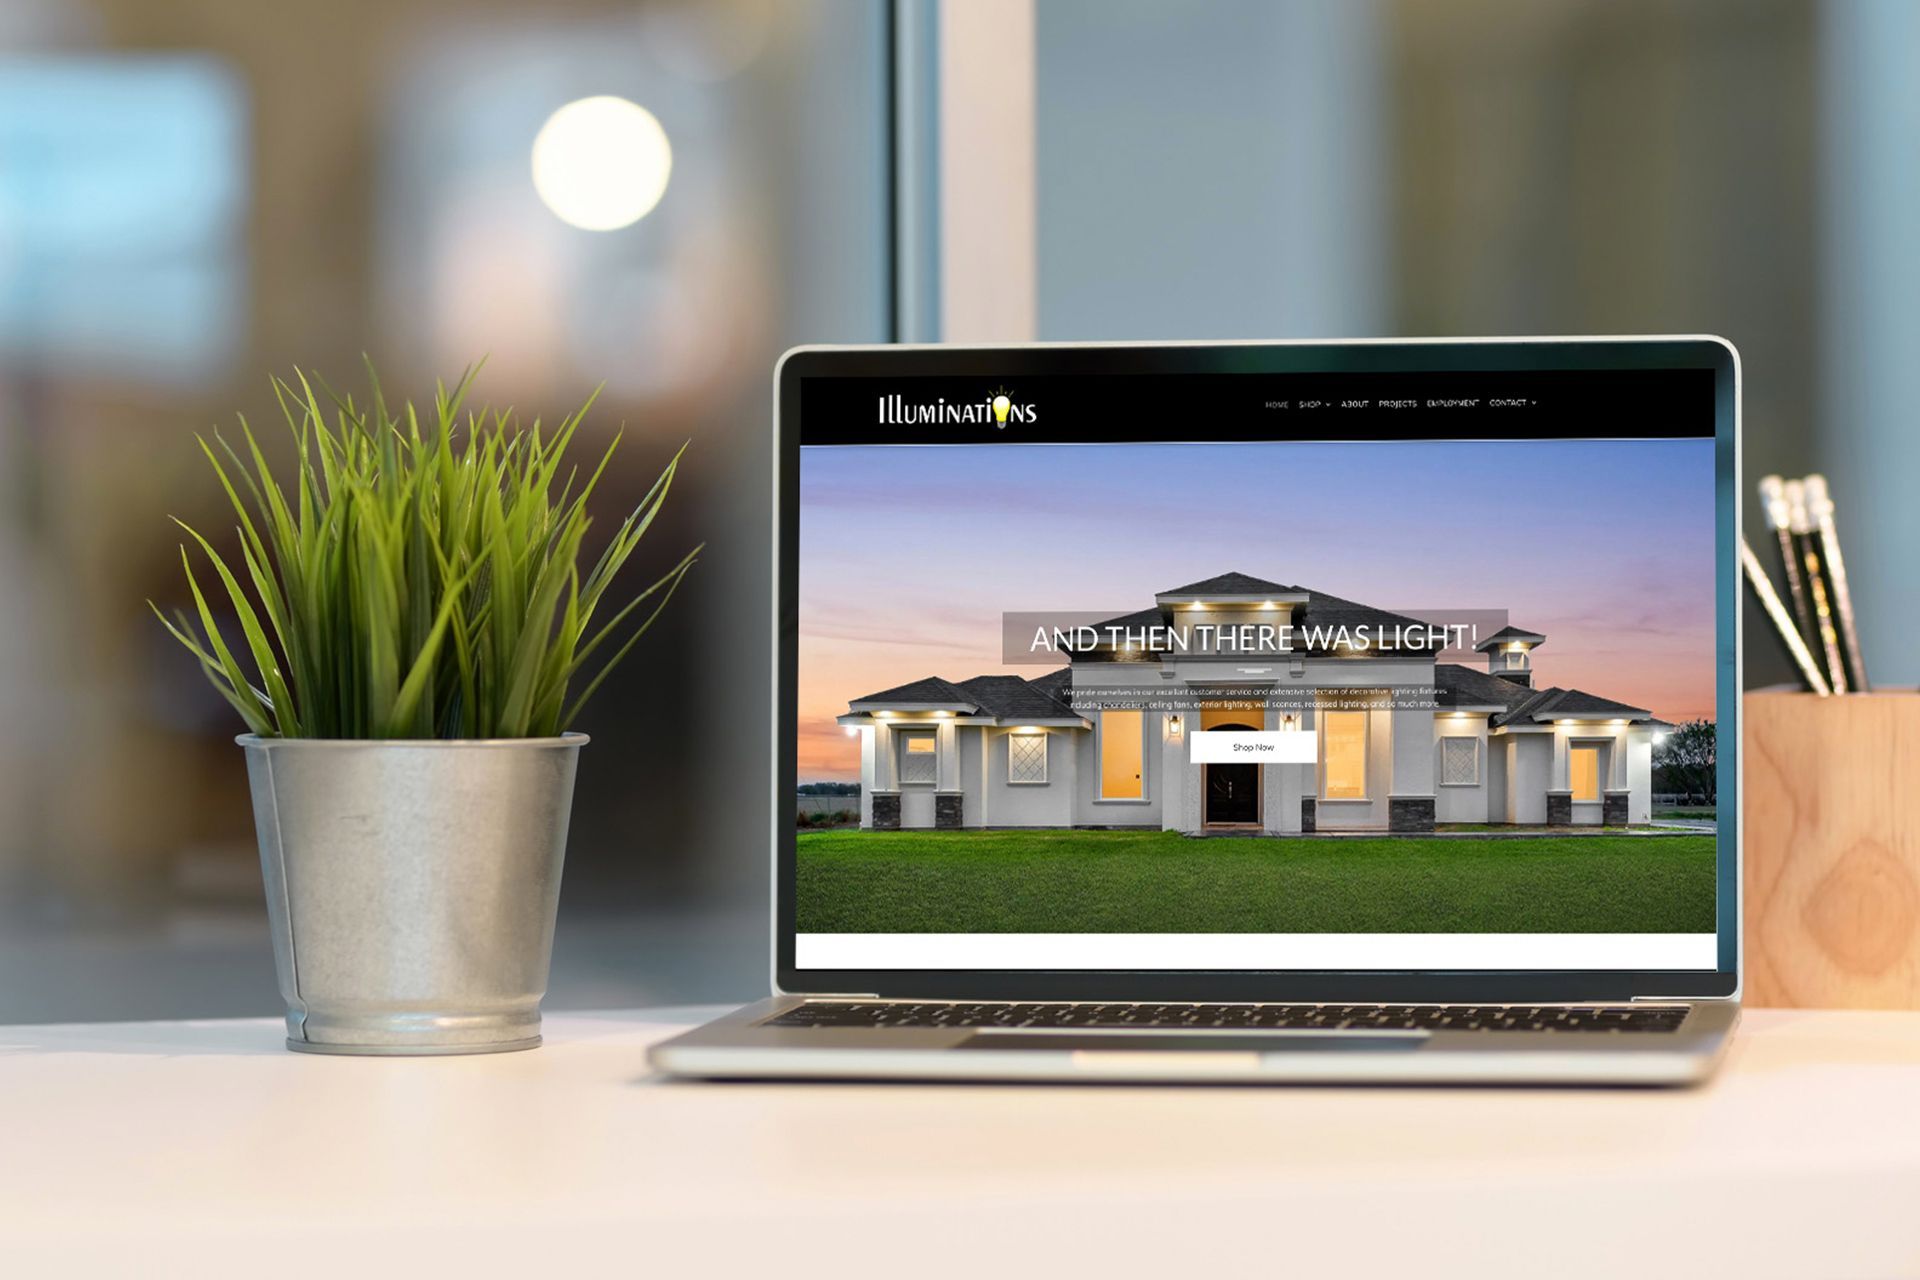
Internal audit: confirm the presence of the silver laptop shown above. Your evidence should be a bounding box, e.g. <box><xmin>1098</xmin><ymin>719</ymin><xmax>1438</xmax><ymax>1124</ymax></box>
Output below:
<box><xmin>651</xmin><ymin>337</ymin><xmax>1741</xmax><ymax>1086</ymax></box>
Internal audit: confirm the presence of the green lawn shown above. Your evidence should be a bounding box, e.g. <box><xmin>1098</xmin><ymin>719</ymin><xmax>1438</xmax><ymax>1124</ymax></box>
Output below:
<box><xmin>796</xmin><ymin>829</ymin><xmax>1717</xmax><ymax>934</ymax></box>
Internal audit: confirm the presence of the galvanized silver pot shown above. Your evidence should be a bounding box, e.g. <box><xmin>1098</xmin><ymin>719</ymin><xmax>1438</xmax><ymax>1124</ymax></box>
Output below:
<box><xmin>239</xmin><ymin>734</ymin><xmax>587</xmax><ymax>1056</ymax></box>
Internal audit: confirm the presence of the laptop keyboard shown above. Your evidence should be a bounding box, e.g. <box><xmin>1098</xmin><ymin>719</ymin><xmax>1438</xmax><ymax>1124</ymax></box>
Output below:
<box><xmin>767</xmin><ymin>1001</ymin><xmax>1689</xmax><ymax>1034</ymax></box>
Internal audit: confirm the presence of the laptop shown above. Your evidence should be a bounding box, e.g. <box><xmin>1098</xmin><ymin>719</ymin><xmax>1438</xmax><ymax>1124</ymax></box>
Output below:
<box><xmin>651</xmin><ymin>337</ymin><xmax>1741</xmax><ymax>1085</ymax></box>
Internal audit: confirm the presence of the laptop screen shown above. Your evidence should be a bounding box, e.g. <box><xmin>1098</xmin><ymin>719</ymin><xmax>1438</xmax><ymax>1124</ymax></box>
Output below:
<box><xmin>786</xmin><ymin>346</ymin><xmax>1725</xmax><ymax>980</ymax></box>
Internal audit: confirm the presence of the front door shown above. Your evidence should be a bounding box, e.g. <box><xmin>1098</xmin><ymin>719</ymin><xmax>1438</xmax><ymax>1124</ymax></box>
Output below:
<box><xmin>1204</xmin><ymin>720</ymin><xmax>1260</xmax><ymax>825</ymax></box>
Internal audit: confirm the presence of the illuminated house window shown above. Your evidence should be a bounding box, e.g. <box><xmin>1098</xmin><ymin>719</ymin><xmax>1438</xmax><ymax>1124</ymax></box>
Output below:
<box><xmin>898</xmin><ymin>732</ymin><xmax>936</xmax><ymax>784</ymax></box>
<box><xmin>1570</xmin><ymin>746</ymin><xmax>1600</xmax><ymax>802</ymax></box>
<box><xmin>1099</xmin><ymin>710</ymin><xmax>1143</xmax><ymax>799</ymax></box>
<box><xmin>1008</xmin><ymin>733</ymin><xmax>1048</xmax><ymax>785</ymax></box>
<box><xmin>1322</xmin><ymin>711</ymin><xmax>1367</xmax><ymax>799</ymax></box>
<box><xmin>1440</xmin><ymin>737</ymin><xmax>1477</xmax><ymax>786</ymax></box>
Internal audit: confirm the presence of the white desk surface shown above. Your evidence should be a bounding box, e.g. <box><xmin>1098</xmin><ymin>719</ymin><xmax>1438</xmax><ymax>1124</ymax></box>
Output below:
<box><xmin>2</xmin><ymin>1006</ymin><xmax>1917</xmax><ymax>1279</ymax></box>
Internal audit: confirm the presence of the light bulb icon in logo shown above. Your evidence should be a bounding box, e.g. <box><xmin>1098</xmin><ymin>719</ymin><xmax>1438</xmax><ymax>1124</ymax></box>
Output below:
<box><xmin>992</xmin><ymin>394</ymin><xmax>1012</xmax><ymax>426</ymax></box>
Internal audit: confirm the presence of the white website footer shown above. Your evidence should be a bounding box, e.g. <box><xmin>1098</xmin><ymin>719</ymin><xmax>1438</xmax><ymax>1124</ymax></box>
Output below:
<box><xmin>795</xmin><ymin>933</ymin><xmax>1718</xmax><ymax>972</ymax></box>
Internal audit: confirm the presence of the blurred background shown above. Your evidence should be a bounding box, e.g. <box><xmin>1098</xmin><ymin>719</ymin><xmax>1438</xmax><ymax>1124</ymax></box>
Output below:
<box><xmin>0</xmin><ymin>0</ymin><xmax>1902</xmax><ymax>1021</ymax></box>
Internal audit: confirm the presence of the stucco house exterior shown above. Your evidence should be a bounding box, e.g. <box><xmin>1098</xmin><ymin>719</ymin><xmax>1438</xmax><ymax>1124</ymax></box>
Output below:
<box><xmin>837</xmin><ymin>572</ymin><xmax>1672</xmax><ymax>834</ymax></box>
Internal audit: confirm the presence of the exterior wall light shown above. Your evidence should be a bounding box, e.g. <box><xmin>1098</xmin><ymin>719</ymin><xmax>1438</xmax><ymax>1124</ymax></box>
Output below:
<box><xmin>1168</xmin><ymin>715</ymin><xmax>1184</xmax><ymax>739</ymax></box>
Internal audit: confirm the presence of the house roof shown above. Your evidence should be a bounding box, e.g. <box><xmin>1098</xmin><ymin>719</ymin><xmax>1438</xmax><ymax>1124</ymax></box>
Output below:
<box><xmin>1072</xmin><ymin>605</ymin><xmax>1180</xmax><ymax>663</ymax></box>
<box><xmin>1492</xmin><ymin>686</ymin><xmax>1656</xmax><ymax>727</ymax></box>
<box><xmin>1158</xmin><ymin>570</ymin><xmax>1298</xmax><ymax>597</ymax></box>
<box><xmin>1474</xmin><ymin>624</ymin><xmax>1548</xmax><ymax>652</ymax></box>
<box><xmin>846</xmin><ymin>676</ymin><xmax>978</xmax><ymax>709</ymax></box>
<box><xmin>1289</xmin><ymin>586</ymin><xmax>1445</xmax><ymax>655</ymax></box>
<box><xmin>846</xmin><ymin>576</ymin><xmax>1672</xmax><ymax>728</ymax></box>
<box><xmin>845</xmin><ymin>670</ymin><xmax>1082</xmax><ymax>723</ymax></box>
<box><xmin>1086</xmin><ymin>606</ymin><xmax>1166</xmax><ymax>633</ymax></box>
<box><xmin>1433</xmin><ymin>663</ymin><xmax>1537</xmax><ymax>711</ymax></box>
<box><xmin>955</xmin><ymin>674</ymin><xmax>1077</xmax><ymax>720</ymax></box>
<box><xmin>1026</xmin><ymin>666</ymin><xmax>1073</xmax><ymax>702</ymax></box>
<box><xmin>1089</xmin><ymin>576</ymin><xmax>1446</xmax><ymax>658</ymax></box>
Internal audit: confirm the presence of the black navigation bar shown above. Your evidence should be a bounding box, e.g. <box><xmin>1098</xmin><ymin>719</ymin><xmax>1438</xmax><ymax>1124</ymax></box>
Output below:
<box><xmin>799</xmin><ymin>368</ymin><xmax>1714</xmax><ymax>445</ymax></box>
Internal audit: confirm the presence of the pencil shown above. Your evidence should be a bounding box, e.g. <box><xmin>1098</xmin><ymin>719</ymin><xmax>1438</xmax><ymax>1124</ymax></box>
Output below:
<box><xmin>1758</xmin><ymin>475</ymin><xmax>1815</xmax><ymax>650</ymax></box>
<box><xmin>1785</xmin><ymin>480</ymin><xmax>1848</xmax><ymax>693</ymax></box>
<box><xmin>1742</xmin><ymin>538</ymin><xmax>1831</xmax><ymax>695</ymax></box>
<box><xmin>1803</xmin><ymin>474</ymin><xmax>1869</xmax><ymax>692</ymax></box>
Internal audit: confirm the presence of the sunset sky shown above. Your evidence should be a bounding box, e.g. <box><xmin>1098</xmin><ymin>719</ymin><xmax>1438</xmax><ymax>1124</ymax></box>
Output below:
<box><xmin>797</xmin><ymin>438</ymin><xmax>1717</xmax><ymax>783</ymax></box>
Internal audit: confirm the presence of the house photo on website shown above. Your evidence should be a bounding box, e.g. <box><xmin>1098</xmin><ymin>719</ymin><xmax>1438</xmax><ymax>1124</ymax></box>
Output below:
<box><xmin>795</xmin><ymin>432</ymin><xmax>1717</xmax><ymax>939</ymax></box>
<box><xmin>841</xmin><ymin>573</ymin><xmax>1671</xmax><ymax>836</ymax></box>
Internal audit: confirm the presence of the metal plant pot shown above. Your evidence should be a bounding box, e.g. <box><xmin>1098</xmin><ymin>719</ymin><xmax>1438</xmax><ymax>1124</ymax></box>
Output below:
<box><xmin>239</xmin><ymin>734</ymin><xmax>587</xmax><ymax>1056</ymax></box>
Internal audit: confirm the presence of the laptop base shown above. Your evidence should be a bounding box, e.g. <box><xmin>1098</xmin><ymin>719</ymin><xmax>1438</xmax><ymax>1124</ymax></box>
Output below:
<box><xmin>649</xmin><ymin>997</ymin><xmax>1738</xmax><ymax>1087</ymax></box>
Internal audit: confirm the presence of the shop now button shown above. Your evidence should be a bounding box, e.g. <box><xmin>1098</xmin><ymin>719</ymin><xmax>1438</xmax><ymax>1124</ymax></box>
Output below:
<box><xmin>1190</xmin><ymin>731</ymin><xmax>1316</xmax><ymax>764</ymax></box>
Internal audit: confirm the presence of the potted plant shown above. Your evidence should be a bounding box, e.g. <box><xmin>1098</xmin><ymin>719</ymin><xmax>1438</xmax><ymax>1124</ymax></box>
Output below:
<box><xmin>154</xmin><ymin>365</ymin><xmax>697</xmax><ymax>1055</ymax></box>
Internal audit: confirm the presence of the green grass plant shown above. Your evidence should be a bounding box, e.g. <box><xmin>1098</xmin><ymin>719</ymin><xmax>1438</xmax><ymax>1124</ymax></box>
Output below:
<box><xmin>155</xmin><ymin>363</ymin><xmax>697</xmax><ymax>739</ymax></box>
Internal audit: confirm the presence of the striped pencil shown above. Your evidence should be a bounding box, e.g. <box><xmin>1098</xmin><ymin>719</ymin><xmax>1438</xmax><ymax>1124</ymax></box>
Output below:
<box><xmin>1742</xmin><ymin>539</ymin><xmax>1831</xmax><ymax>695</ymax></box>
<box><xmin>1758</xmin><ymin>475</ymin><xmax>1815</xmax><ymax>650</ymax></box>
<box><xmin>1785</xmin><ymin>479</ymin><xmax>1848</xmax><ymax>693</ymax></box>
<box><xmin>1803</xmin><ymin>474</ymin><xmax>1869</xmax><ymax>692</ymax></box>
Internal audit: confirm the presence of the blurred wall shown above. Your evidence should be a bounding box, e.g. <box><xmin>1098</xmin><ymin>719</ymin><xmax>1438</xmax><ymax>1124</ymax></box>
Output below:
<box><xmin>1036</xmin><ymin>0</ymin><xmax>1388</xmax><ymax>339</ymax></box>
<box><xmin>1820</xmin><ymin>0</ymin><xmax>1920</xmax><ymax>689</ymax></box>
<box><xmin>1036</xmin><ymin>0</ymin><xmax>1816</xmax><ymax>690</ymax></box>
<box><xmin>1388</xmin><ymin>0</ymin><xmax>1816</xmax><ymax>691</ymax></box>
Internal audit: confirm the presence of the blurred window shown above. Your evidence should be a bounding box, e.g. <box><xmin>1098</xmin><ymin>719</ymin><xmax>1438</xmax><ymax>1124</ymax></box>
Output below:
<box><xmin>0</xmin><ymin>56</ymin><xmax>245</xmax><ymax>382</ymax></box>
<box><xmin>0</xmin><ymin>3</ymin><xmax>889</xmax><ymax>1024</ymax></box>
<box><xmin>1034</xmin><ymin>0</ymin><xmax>1815</xmax><ymax>689</ymax></box>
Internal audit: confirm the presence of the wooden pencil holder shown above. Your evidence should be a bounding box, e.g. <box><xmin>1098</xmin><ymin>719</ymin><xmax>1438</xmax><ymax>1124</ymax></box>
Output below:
<box><xmin>1745</xmin><ymin>690</ymin><xmax>1920</xmax><ymax>1007</ymax></box>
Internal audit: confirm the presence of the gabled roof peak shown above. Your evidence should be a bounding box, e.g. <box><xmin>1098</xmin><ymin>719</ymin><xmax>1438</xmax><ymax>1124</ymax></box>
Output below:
<box><xmin>1157</xmin><ymin>570</ymin><xmax>1299</xmax><ymax>598</ymax></box>
<box><xmin>1475</xmin><ymin>624</ymin><xmax>1547</xmax><ymax>652</ymax></box>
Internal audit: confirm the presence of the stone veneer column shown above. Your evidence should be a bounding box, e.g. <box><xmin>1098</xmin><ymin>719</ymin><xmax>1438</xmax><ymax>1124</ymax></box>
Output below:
<box><xmin>1546</xmin><ymin>790</ymin><xmax>1572</xmax><ymax>826</ymax></box>
<box><xmin>1300</xmin><ymin>797</ymin><xmax>1316</xmax><ymax>834</ymax></box>
<box><xmin>1388</xmin><ymin>796</ymin><xmax>1435</xmax><ymax>833</ymax></box>
<box><xmin>1602</xmin><ymin>789</ymin><xmax>1629</xmax><ymax>827</ymax></box>
<box><xmin>935</xmin><ymin>792</ymin><xmax>963</xmax><ymax>828</ymax></box>
<box><xmin>870</xmin><ymin>792</ymin><xmax>901</xmax><ymax>830</ymax></box>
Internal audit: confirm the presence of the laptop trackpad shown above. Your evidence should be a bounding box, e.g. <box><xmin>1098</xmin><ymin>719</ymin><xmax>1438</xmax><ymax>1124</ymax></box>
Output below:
<box><xmin>959</xmin><ymin>1032</ymin><xmax>1425</xmax><ymax>1053</ymax></box>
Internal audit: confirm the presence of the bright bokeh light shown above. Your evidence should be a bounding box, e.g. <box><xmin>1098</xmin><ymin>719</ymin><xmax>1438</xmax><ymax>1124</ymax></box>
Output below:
<box><xmin>530</xmin><ymin>96</ymin><xmax>672</xmax><ymax>231</ymax></box>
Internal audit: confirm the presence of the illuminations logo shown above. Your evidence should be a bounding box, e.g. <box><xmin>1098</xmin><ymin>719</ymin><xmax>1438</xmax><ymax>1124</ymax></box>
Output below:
<box><xmin>987</xmin><ymin>386</ymin><xmax>1019</xmax><ymax>427</ymax></box>
<box><xmin>876</xmin><ymin>386</ymin><xmax>1038</xmax><ymax>427</ymax></box>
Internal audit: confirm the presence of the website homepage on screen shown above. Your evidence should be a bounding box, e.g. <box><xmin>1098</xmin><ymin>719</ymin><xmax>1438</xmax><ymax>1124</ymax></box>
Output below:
<box><xmin>793</xmin><ymin>366</ymin><xmax>1718</xmax><ymax>973</ymax></box>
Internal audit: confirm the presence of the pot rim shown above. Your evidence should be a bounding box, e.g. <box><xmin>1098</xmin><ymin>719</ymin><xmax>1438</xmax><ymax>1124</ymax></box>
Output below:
<box><xmin>236</xmin><ymin>731</ymin><xmax>589</xmax><ymax>749</ymax></box>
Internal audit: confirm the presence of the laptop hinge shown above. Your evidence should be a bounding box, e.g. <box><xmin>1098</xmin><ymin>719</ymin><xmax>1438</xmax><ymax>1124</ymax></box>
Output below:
<box><xmin>794</xmin><ymin>992</ymin><xmax>880</xmax><ymax>1000</ymax></box>
<box><xmin>1630</xmin><ymin>995</ymin><xmax>1697</xmax><ymax>1003</ymax></box>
